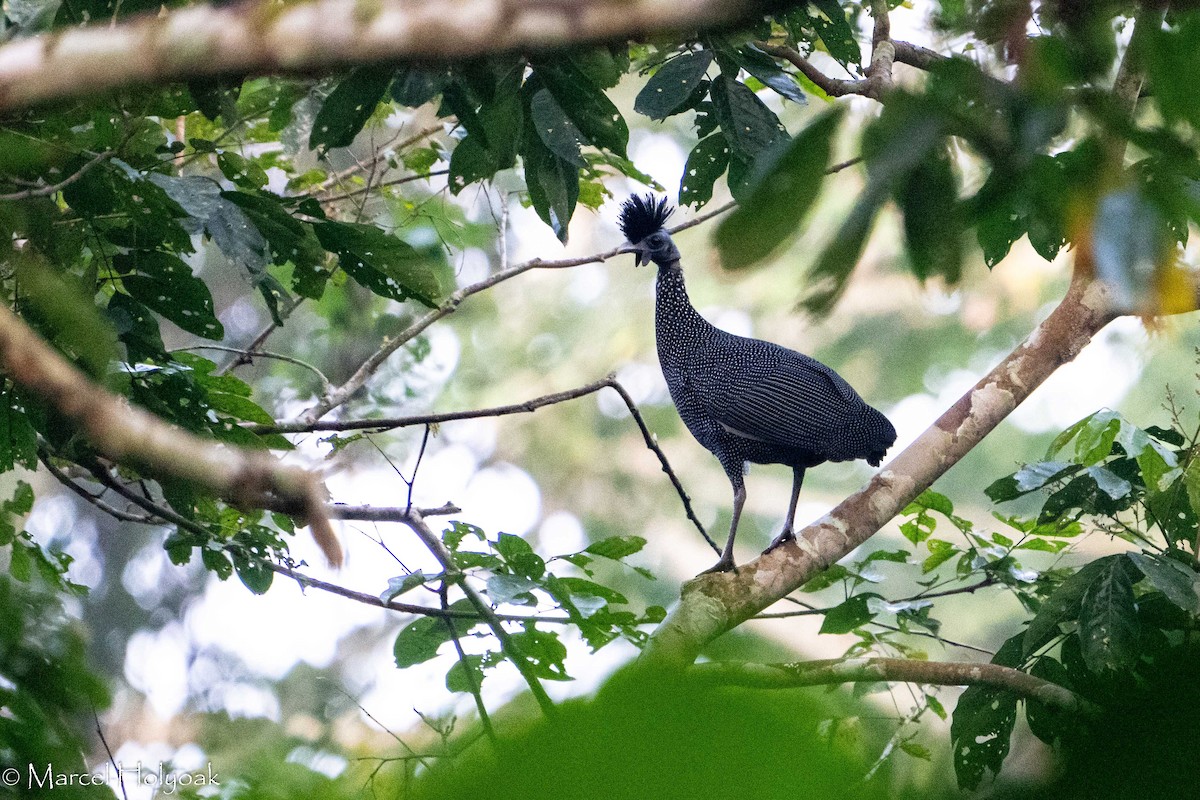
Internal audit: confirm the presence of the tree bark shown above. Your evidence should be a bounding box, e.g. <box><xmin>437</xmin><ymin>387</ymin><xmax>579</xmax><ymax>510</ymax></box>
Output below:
<box><xmin>0</xmin><ymin>0</ymin><xmax>791</xmax><ymax>112</ymax></box>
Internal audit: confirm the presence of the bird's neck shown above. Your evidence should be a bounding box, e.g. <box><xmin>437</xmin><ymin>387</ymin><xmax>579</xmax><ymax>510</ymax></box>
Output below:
<box><xmin>655</xmin><ymin>261</ymin><xmax>717</xmax><ymax>361</ymax></box>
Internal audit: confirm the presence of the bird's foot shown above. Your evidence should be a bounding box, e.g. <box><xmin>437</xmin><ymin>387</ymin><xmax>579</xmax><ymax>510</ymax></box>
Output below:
<box><xmin>764</xmin><ymin>528</ymin><xmax>795</xmax><ymax>554</ymax></box>
<box><xmin>698</xmin><ymin>555</ymin><xmax>736</xmax><ymax>575</ymax></box>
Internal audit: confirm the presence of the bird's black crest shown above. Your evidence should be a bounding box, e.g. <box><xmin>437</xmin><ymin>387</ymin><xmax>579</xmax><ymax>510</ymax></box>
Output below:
<box><xmin>619</xmin><ymin>194</ymin><xmax>674</xmax><ymax>244</ymax></box>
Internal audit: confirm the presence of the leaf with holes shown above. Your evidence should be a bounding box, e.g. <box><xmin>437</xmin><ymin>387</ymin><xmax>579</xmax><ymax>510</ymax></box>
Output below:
<box><xmin>709</xmin><ymin>75</ymin><xmax>786</xmax><ymax>162</ymax></box>
<box><xmin>1023</xmin><ymin>555</ymin><xmax>1123</xmax><ymax>656</ymax></box>
<box><xmin>950</xmin><ymin>635</ymin><xmax>1022</xmax><ymax>790</ymax></box>
<box><xmin>393</xmin><ymin>615</ymin><xmax>454</xmax><ymax>668</ymax></box>
<box><xmin>117</xmin><ymin>252</ymin><xmax>224</xmax><ymax>340</ymax></box>
<box><xmin>309</xmin><ymin>67</ymin><xmax>394</xmax><ymax>153</ymax></box>
<box><xmin>679</xmin><ymin>134</ymin><xmax>731</xmax><ymax>208</ymax></box>
<box><xmin>1126</xmin><ymin>552</ymin><xmax>1200</xmax><ymax>615</ymax></box>
<box><xmin>535</xmin><ymin>62</ymin><xmax>629</xmax><ymax>157</ymax></box>
<box><xmin>530</xmin><ymin>89</ymin><xmax>587</xmax><ymax>167</ymax></box>
<box><xmin>635</xmin><ymin>50</ymin><xmax>714</xmax><ymax>120</ymax></box>
<box><xmin>1078</xmin><ymin>555</ymin><xmax>1140</xmax><ymax>673</ymax></box>
<box><xmin>315</xmin><ymin>221</ymin><xmax>446</xmax><ymax>307</ymax></box>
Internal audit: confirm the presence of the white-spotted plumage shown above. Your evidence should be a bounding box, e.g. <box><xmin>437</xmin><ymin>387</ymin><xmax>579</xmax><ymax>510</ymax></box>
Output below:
<box><xmin>621</xmin><ymin>194</ymin><xmax>896</xmax><ymax>573</ymax></box>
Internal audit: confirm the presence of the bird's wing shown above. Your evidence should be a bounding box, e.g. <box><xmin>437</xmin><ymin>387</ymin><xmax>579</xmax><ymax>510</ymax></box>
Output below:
<box><xmin>701</xmin><ymin>342</ymin><xmax>866</xmax><ymax>453</ymax></box>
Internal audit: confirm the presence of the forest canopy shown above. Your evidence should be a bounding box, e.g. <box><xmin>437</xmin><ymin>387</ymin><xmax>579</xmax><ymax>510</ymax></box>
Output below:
<box><xmin>2</xmin><ymin>1</ymin><xmax>1200</xmax><ymax>798</ymax></box>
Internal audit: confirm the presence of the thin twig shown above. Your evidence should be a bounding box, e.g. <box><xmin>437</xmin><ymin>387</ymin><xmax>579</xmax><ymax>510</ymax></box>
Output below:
<box><xmin>264</xmin><ymin>377</ymin><xmax>618</xmax><ymax>434</ymax></box>
<box><xmin>0</xmin><ymin>149</ymin><xmax>115</xmax><ymax>201</ymax></box>
<box><xmin>175</xmin><ymin>345</ymin><xmax>331</xmax><ymax>392</ymax></box>
<box><xmin>274</xmin><ymin>376</ymin><xmax>715</xmax><ymax>551</ymax></box>
<box><xmin>440</xmin><ymin>581</ymin><xmax>498</xmax><ymax>747</ymax></box>
<box><xmin>40</xmin><ymin>449</ymin><xmax>156</xmax><ymax>523</ymax></box>
<box><xmin>320</xmin><ymin>169</ymin><xmax>451</xmax><ymax>202</ymax></box>
<box><xmin>94</xmin><ymin>712</ymin><xmax>129</xmax><ymax>800</ymax></box>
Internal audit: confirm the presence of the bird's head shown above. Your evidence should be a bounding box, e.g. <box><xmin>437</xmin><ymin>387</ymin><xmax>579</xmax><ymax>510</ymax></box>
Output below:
<box><xmin>619</xmin><ymin>194</ymin><xmax>679</xmax><ymax>267</ymax></box>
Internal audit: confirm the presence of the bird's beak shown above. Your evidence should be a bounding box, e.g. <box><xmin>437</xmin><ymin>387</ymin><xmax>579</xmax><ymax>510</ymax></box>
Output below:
<box><xmin>633</xmin><ymin>246</ymin><xmax>651</xmax><ymax>267</ymax></box>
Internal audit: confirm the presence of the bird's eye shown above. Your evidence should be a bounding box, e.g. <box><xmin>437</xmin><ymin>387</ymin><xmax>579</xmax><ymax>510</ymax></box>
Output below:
<box><xmin>648</xmin><ymin>232</ymin><xmax>665</xmax><ymax>246</ymax></box>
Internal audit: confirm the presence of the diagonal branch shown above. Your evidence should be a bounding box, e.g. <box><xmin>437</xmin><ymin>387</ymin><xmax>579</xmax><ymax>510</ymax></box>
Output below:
<box><xmin>0</xmin><ymin>303</ymin><xmax>342</xmax><ymax>566</ymax></box>
<box><xmin>689</xmin><ymin>658</ymin><xmax>1097</xmax><ymax>717</ymax></box>
<box><xmin>642</xmin><ymin>268</ymin><xmax>1119</xmax><ymax>669</ymax></box>
<box><xmin>0</xmin><ymin>0</ymin><xmax>797</xmax><ymax>113</ymax></box>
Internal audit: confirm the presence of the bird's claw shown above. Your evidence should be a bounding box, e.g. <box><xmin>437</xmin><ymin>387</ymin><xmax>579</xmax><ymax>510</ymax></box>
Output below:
<box><xmin>698</xmin><ymin>555</ymin><xmax>736</xmax><ymax>575</ymax></box>
<box><xmin>764</xmin><ymin>528</ymin><xmax>795</xmax><ymax>554</ymax></box>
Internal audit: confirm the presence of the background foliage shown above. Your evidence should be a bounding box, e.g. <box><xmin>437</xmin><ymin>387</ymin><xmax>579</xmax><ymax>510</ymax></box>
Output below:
<box><xmin>3</xmin><ymin>0</ymin><xmax>1200</xmax><ymax>797</ymax></box>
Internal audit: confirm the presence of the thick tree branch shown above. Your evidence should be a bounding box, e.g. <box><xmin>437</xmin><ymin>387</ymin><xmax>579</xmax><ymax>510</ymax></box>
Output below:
<box><xmin>0</xmin><ymin>303</ymin><xmax>342</xmax><ymax>566</ymax></box>
<box><xmin>642</xmin><ymin>269</ymin><xmax>1118</xmax><ymax>669</ymax></box>
<box><xmin>0</xmin><ymin>0</ymin><xmax>793</xmax><ymax>113</ymax></box>
<box><xmin>689</xmin><ymin>658</ymin><xmax>1097</xmax><ymax>717</ymax></box>
<box><xmin>753</xmin><ymin>42</ymin><xmax>869</xmax><ymax>97</ymax></box>
<box><xmin>864</xmin><ymin>0</ymin><xmax>896</xmax><ymax>100</ymax></box>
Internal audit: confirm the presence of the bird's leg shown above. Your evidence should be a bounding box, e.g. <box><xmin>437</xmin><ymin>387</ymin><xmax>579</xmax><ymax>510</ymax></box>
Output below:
<box><xmin>700</xmin><ymin>482</ymin><xmax>745</xmax><ymax>574</ymax></box>
<box><xmin>765</xmin><ymin>467</ymin><xmax>805</xmax><ymax>553</ymax></box>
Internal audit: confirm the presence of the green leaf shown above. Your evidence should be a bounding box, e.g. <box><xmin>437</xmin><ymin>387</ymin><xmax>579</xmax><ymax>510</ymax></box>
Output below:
<box><xmin>494</xmin><ymin>533</ymin><xmax>545</xmax><ymax>579</ymax></box>
<box><xmin>1126</xmin><ymin>552</ymin><xmax>1200</xmax><ymax>615</ymax></box>
<box><xmin>487</xmin><ymin>573</ymin><xmax>538</xmax><ymax>605</ymax></box>
<box><xmin>443</xmin><ymin>520</ymin><xmax>485</xmax><ymax>551</ymax></box>
<box><xmin>13</xmin><ymin>255</ymin><xmax>120</xmax><ymax>380</ymax></box>
<box><xmin>534</xmin><ymin>62</ymin><xmax>629</xmax><ymax>157</ymax></box>
<box><xmin>522</xmin><ymin>104</ymin><xmax>580</xmax><ymax>242</ymax></box>
<box><xmin>201</xmin><ymin>546</ymin><xmax>233</xmax><ymax>580</ymax></box>
<box><xmin>381</xmin><ymin>570</ymin><xmax>431</xmax><ymax>603</ymax></box>
<box><xmin>786</xmin><ymin>0</ymin><xmax>861</xmax><ymax>70</ymax></box>
<box><xmin>0</xmin><ymin>386</ymin><xmax>38</xmax><ymax>472</ymax></box>
<box><xmin>117</xmin><ymin>251</ymin><xmax>224</xmax><ymax>340</ymax></box>
<box><xmin>309</xmin><ymin>67</ymin><xmax>394</xmax><ymax>153</ymax></box>
<box><xmin>584</xmin><ymin>535</ymin><xmax>647</xmax><ymax>560</ymax></box>
<box><xmin>232</xmin><ymin>551</ymin><xmax>273</xmax><ymax>595</ymax></box>
<box><xmin>394</xmin><ymin>615</ymin><xmax>454</xmax><ymax>668</ymax></box>
<box><xmin>555</xmin><ymin>577</ymin><xmax>628</xmax><ymax>605</ymax></box>
<box><xmin>530</xmin><ymin>89</ymin><xmax>587</xmax><ymax>168</ymax></box>
<box><xmin>709</xmin><ymin>75</ymin><xmax>786</xmax><ymax>162</ymax></box>
<box><xmin>922</xmin><ymin>539</ymin><xmax>959</xmax><ymax>573</ymax></box>
<box><xmin>315</xmin><ymin>221</ymin><xmax>446</xmax><ymax>306</ymax></box>
<box><xmin>1024</xmin><ymin>656</ymin><xmax>1074</xmax><ymax>745</ymax></box>
<box><xmin>634</xmin><ymin>50</ymin><xmax>714</xmax><ymax>120</ymax></box>
<box><xmin>448</xmin><ymin>134</ymin><xmax>503</xmax><ymax>193</ymax></box>
<box><xmin>1024</xmin><ymin>554</ymin><xmax>1124</xmax><ymax>656</ymax></box>
<box><xmin>802</xmin><ymin>182</ymin><xmax>888</xmax><ymax>314</ymax></box>
<box><xmin>950</xmin><ymin>635</ymin><xmax>1022</xmax><ymax>790</ymax></box>
<box><xmin>216</xmin><ymin>151</ymin><xmax>269</xmax><ymax>190</ymax></box>
<box><xmin>223</xmin><ymin>191</ymin><xmax>327</xmax><ymax>297</ymax></box>
<box><xmin>896</xmin><ymin>143</ymin><xmax>964</xmax><ymax>282</ymax></box>
<box><xmin>715</xmin><ymin>109</ymin><xmax>842</xmax><ymax>269</ymax></box>
<box><xmin>986</xmin><ymin>461</ymin><xmax>1077</xmax><ymax>502</ymax></box>
<box><xmin>679</xmin><ymin>134</ymin><xmax>731</xmax><ymax>208</ymax></box>
<box><xmin>819</xmin><ymin>593</ymin><xmax>879</xmax><ymax>634</ymax></box>
<box><xmin>392</xmin><ymin>65</ymin><xmax>452</xmax><ymax>107</ymax></box>
<box><xmin>507</xmin><ymin>627</ymin><xmax>571</xmax><ymax>680</ymax></box>
<box><xmin>446</xmin><ymin>654</ymin><xmax>486</xmax><ymax>693</ymax></box>
<box><xmin>733</xmin><ymin>44</ymin><xmax>806</xmax><ymax>104</ymax></box>
<box><xmin>9</xmin><ymin>541</ymin><xmax>31</xmax><ymax>582</ymax></box>
<box><xmin>1078</xmin><ymin>555</ymin><xmax>1140</xmax><ymax>674</ymax></box>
